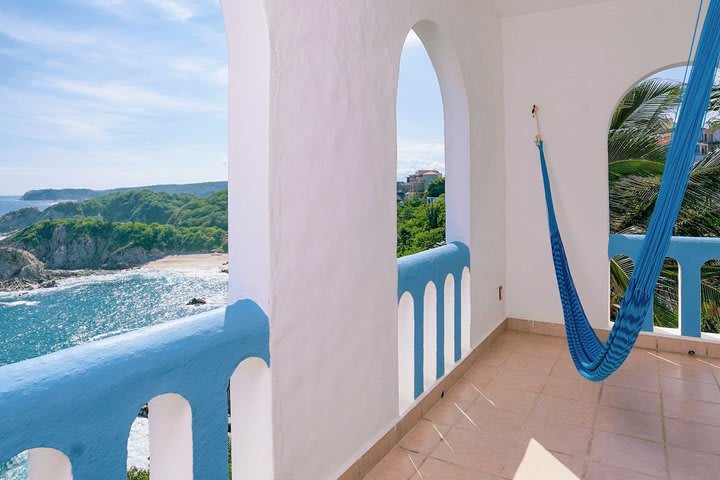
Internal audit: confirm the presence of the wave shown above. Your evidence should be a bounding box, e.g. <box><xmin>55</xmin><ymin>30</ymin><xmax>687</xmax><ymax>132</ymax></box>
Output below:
<box><xmin>0</xmin><ymin>300</ymin><xmax>39</xmax><ymax>307</ymax></box>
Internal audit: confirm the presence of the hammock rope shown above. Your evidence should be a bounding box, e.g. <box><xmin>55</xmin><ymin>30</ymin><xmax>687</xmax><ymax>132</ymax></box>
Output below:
<box><xmin>537</xmin><ymin>0</ymin><xmax>720</xmax><ymax>381</ymax></box>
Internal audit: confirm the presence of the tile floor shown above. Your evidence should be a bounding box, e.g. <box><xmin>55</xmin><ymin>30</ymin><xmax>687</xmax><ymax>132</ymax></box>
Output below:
<box><xmin>365</xmin><ymin>330</ymin><xmax>720</xmax><ymax>479</ymax></box>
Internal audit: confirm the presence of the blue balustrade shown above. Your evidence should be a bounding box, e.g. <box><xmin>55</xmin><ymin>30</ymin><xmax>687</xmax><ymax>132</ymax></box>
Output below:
<box><xmin>0</xmin><ymin>299</ymin><xmax>270</xmax><ymax>480</ymax></box>
<box><xmin>609</xmin><ymin>234</ymin><xmax>720</xmax><ymax>338</ymax></box>
<box><xmin>398</xmin><ymin>242</ymin><xmax>470</xmax><ymax>399</ymax></box>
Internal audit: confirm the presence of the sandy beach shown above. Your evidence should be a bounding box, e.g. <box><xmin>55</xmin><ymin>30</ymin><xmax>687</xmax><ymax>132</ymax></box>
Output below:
<box><xmin>142</xmin><ymin>253</ymin><xmax>228</xmax><ymax>271</ymax></box>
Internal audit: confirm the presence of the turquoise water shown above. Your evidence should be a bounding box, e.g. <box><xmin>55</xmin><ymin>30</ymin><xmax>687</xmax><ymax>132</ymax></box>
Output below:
<box><xmin>0</xmin><ymin>196</ymin><xmax>229</xmax><ymax>478</ymax></box>
<box><xmin>0</xmin><ymin>196</ymin><xmax>57</xmax><ymax>218</ymax></box>
<box><xmin>0</xmin><ymin>268</ymin><xmax>228</xmax><ymax>366</ymax></box>
<box><xmin>0</xmin><ymin>268</ymin><xmax>228</xmax><ymax>479</ymax></box>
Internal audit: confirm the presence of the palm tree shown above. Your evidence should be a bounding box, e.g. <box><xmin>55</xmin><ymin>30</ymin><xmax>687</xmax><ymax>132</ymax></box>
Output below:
<box><xmin>609</xmin><ymin>77</ymin><xmax>720</xmax><ymax>331</ymax></box>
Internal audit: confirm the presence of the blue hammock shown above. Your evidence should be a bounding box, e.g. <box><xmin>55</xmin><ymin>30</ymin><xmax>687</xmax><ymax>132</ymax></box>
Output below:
<box><xmin>538</xmin><ymin>0</ymin><xmax>720</xmax><ymax>381</ymax></box>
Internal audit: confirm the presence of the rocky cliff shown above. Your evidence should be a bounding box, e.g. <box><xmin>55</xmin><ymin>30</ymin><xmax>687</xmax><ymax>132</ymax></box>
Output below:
<box><xmin>0</xmin><ymin>247</ymin><xmax>48</xmax><ymax>282</ymax></box>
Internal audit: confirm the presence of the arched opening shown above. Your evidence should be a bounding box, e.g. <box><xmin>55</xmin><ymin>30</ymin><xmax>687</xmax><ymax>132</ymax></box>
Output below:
<box><xmin>228</xmin><ymin>357</ymin><xmax>273</xmax><ymax>480</ymax></box>
<box><xmin>608</xmin><ymin>65</ymin><xmax>720</xmax><ymax>333</ymax></box>
<box><xmin>609</xmin><ymin>255</ymin><xmax>636</xmax><ymax>324</ymax></box>
<box><xmin>396</xmin><ymin>22</ymin><xmax>470</xmax><ymax>258</ymax></box>
<box><xmin>396</xmin><ymin>29</ymin><xmax>446</xmax><ymax>257</ymax></box>
<box><xmin>127</xmin><ymin>394</ymin><xmax>193</xmax><ymax>479</ymax></box>
<box><xmin>0</xmin><ymin>0</ymin><xmax>230</xmax><ymax>367</ymax></box>
<box><xmin>702</xmin><ymin>259</ymin><xmax>720</xmax><ymax>334</ymax></box>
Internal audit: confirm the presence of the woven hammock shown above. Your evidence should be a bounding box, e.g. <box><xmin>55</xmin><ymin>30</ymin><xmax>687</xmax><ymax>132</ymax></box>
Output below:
<box><xmin>537</xmin><ymin>0</ymin><xmax>720</xmax><ymax>381</ymax></box>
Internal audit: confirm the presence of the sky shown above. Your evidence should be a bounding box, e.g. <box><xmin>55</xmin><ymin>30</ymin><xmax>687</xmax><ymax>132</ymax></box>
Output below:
<box><xmin>0</xmin><ymin>8</ymin><xmax>444</xmax><ymax>193</ymax></box>
<box><xmin>397</xmin><ymin>31</ymin><xmax>445</xmax><ymax>181</ymax></box>
<box><xmin>0</xmin><ymin>0</ymin><xmax>228</xmax><ymax>194</ymax></box>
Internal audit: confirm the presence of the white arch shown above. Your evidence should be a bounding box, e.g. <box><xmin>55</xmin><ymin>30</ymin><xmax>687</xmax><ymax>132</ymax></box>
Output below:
<box><xmin>230</xmin><ymin>357</ymin><xmax>273</xmax><ymax>480</ymax></box>
<box><xmin>443</xmin><ymin>274</ymin><xmax>455</xmax><ymax>370</ymax></box>
<box><xmin>397</xmin><ymin>291</ymin><xmax>415</xmax><ymax>413</ymax></box>
<box><xmin>423</xmin><ymin>282</ymin><xmax>438</xmax><ymax>390</ymax></box>
<box><xmin>461</xmin><ymin>267</ymin><xmax>471</xmax><ymax>355</ymax></box>
<box><xmin>28</xmin><ymin>448</ymin><xmax>72</xmax><ymax>480</ymax></box>
<box><xmin>412</xmin><ymin>21</ymin><xmax>471</xmax><ymax>245</ymax></box>
<box><xmin>220</xmin><ymin>0</ymin><xmax>272</xmax><ymax>309</ymax></box>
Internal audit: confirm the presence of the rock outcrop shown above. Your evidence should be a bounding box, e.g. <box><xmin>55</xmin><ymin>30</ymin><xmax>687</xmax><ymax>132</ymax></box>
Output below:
<box><xmin>0</xmin><ymin>247</ymin><xmax>47</xmax><ymax>282</ymax></box>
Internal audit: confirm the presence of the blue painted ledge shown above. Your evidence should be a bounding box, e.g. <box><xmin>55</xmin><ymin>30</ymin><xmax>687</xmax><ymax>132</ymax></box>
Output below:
<box><xmin>609</xmin><ymin>234</ymin><xmax>720</xmax><ymax>338</ymax></box>
<box><xmin>0</xmin><ymin>299</ymin><xmax>270</xmax><ymax>480</ymax></box>
<box><xmin>398</xmin><ymin>242</ymin><xmax>470</xmax><ymax>398</ymax></box>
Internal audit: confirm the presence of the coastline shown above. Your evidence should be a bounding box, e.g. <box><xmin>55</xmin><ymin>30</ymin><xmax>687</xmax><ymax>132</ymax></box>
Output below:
<box><xmin>142</xmin><ymin>253</ymin><xmax>228</xmax><ymax>271</ymax></box>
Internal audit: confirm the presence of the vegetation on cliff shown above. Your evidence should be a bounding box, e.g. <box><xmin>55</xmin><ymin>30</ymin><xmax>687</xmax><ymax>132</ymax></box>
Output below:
<box><xmin>21</xmin><ymin>181</ymin><xmax>228</xmax><ymax>201</ymax></box>
<box><xmin>7</xmin><ymin>218</ymin><xmax>227</xmax><ymax>269</ymax></box>
<box><xmin>0</xmin><ymin>189</ymin><xmax>229</xmax><ymax>234</ymax></box>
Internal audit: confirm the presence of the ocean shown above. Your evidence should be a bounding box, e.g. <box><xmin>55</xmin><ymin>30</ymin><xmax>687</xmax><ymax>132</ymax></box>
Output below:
<box><xmin>0</xmin><ymin>195</ymin><xmax>57</xmax><ymax>217</ymax></box>
<box><xmin>0</xmin><ymin>197</ymin><xmax>229</xmax><ymax>479</ymax></box>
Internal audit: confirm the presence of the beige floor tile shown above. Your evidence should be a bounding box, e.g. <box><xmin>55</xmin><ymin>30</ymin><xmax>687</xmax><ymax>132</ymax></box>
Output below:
<box><xmin>398</xmin><ymin>419</ymin><xmax>450</xmax><ymax>455</ymax></box>
<box><xmin>550</xmin><ymin>359</ymin><xmax>587</xmax><ymax>380</ymax></box>
<box><xmin>618</xmin><ymin>351</ymin><xmax>661</xmax><ymax>376</ymax></box>
<box><xmin>503</xmin><ymin>352</ymin><xmax>557</xmax><ymax>375</ymax></box>
<box><xmin>412</xmin><ymin>457</ymin><xmax>496</xmax><ymax>480</ymax></box>
<box><xmin>513</xmin><ymin>341</ymin><xmax>563</xmax><ymax>360</ymax></box>
<box><xmin>460</xmin><ymin>402</ymin><xmax>526</xmax><ymax>439</ymax></box>
<box><xmin>423</xmin><ymin>399</ymin><xmax>469</xmax><ymax>427</ymax></box>
<box><xmin>363</xmin><ymin>447</ymin><xmax>425</xmax><ymax>480</ymax></box>
<box><xmin>594</xmin><ymin>406</ymin><xmax>663</xmax><ymax>442</ymax></box>
<box><xmin>463</xmin><ymin>363</ymin><xmax>499</xmax><ymax>384</ymax></box>
<box><xmin>474</xmin><ymin>383</ymin><xmax>539</xmax><ymax>416</ymax></box>
<box><xmin>667</xmin><ymin>446</ymin><xmax>720</xmax><ymax>480</ymax></box>
<box><xmin>663</xmin><ymin>396</ymin><xmax>720</xmax><ymax>427</ymax></box>
<box><xmin>659</xmin><ymin>376</ymin><xmax>720</xmax><ymax>403</ymax></box>
<box><xmin>428</xmin><ymin>427</ymin><xmax>514</xmax><ymax>474</ymax></box>
<box><xmin>604</xmin><ymin>370</ymin><xmax>660</xmax><ymax>393</ymax></box>
<box><xmin>515</xmin><ymin>416</ymin><xmax>592</xmax><ymax>457</ymax></box>
<box><xmin>658</xmin><ymin>362</ymin><xmax>716</xmax><ymax>384</ymax></box>
<box><xmin>444</xmin><ymin>378</ymin><xmax>483</xmax><ymax>403</ymax></box>
<box><xmin>664</xmin><ymin>417</ymin><xmax>720</xmax><ymax>456</ymax></box>
<box><xmin>492</xmin><ymin>365</ymin><xmax>548</xmax><ymax>393</ymax></box>
<box><xmin>531</xmin><ymin>395</ymin><xmax>596</xmax><ymax>427</ymax></box>
<box><xmin>584</xmin><ymin>462</ymin><xmax>665</xmax><ymax>480</ymax></box>
<box><xmin>589</xmin><ymin>431</ymin><xmax>666</xmax><ymax>478</ymax></box>
<box><xmin>600</xmin><ymin>385</ymin><xmax>661</xmax><ymax>415</ymax></box>
<box><xmin>477</xmin><ymin>345</ymin><xmax>515</xmax><ymax>367</ymax></box>
<box><xmin>542</xmin><ymin>375</ymin><xmax>602</xmax><ymax>404</ymax></box>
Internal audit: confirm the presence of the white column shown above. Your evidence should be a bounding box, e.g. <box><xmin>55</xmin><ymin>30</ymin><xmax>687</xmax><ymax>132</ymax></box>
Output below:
<box><xmin>230</xmin><ymin>357</ymin><xmax>273</xmax><ymax>480</ymax></box>
<box><xmin>423</xmin><ymin>282</ymin><xmax>438</xmax><ymax>390</ymax></box>
<box><xmin>148</xmin><ymin>394</ymin><xmax>193</xmax><ymax>480</ymax></box>
<box><xmin>398</xmin><ymin>292</ymin><xmax>415</xmax><ymax>413</ymax></box>
<box><xmin>28</xmin><ymin>448</ymin><xmax>72</xmax><ymax>480</ymax></box>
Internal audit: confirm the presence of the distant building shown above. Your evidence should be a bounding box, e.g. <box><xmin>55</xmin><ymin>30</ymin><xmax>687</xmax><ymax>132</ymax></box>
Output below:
<box><xmin>697</xmin><ymin>127</ymin><xmax>720</xmax><ymax>160</ymax></box>
<box><xmin>397</xmin><ymin>169</ymin><xmax>443</xmax><ymax>200</ymax></box>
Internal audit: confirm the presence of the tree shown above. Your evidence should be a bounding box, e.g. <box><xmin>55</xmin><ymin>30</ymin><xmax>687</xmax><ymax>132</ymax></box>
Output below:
<box><xmin>608</xmin><ymin>77</ymin><xmax>720</xmax><ymax>331</ymax></box>
<box><xmin>426</xmin><ymin>177</ymin><xmax>445</xmax><ymax>198</ymax></box>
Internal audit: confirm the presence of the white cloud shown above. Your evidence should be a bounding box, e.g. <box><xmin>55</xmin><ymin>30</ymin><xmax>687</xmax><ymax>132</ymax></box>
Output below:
<box><xmin>169</xmin><ymin>58</ymin><xmax>228</xmax><ymax>85</ymax></box>
<box><xmin>397</xmin><ymin>141</ymin><xmax>445</xmax><ymax>180</ymax></box>
<box><xmin>84</xmin><ymin>0</ymin><xmax>196</xmax><ymax>22</ymax></box>
<box><xmin>146</xmin><ymin>0</ymin><xmax>194</xmax><ymax>21</ymax></box>
<box><xmin>0</xmin><ymin>14</ymin><xmax>95</xmax><ymax>49</ymax></box>
<box><xmin>37</xmin><ymin>78</ymin><xmax>222</xmax><ymax>114</ymax></box>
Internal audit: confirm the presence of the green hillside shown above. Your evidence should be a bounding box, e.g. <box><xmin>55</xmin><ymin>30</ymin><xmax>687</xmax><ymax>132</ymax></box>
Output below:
<box><xmin>0</xmin><ymin>189</ymin><xmax>228</xmax><ymax>234</ymax></box>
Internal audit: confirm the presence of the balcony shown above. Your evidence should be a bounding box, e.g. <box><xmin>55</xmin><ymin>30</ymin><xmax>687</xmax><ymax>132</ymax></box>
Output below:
<box><xmin>3</xmin><ymin>1</ymin><xmax>720</xmax><ymax>480</ymax></box>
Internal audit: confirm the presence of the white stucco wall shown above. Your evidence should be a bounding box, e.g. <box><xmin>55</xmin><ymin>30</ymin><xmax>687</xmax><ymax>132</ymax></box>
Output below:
<box><xmin>503</xmin><ymin>0</ymin><xmax>707</xmax><ymax>327</ymax></box>
<box><xmin>223</xmin><ymin>0</ymin><xmax>507</xmax><ymax>479</ymax></box>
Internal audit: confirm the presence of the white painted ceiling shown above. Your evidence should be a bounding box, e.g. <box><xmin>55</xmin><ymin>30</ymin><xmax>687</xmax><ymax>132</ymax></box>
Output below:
<box><xmin>492</xmin><ymin>0</ymin><xmax>608</xmax><ymax>17</ymax></box>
